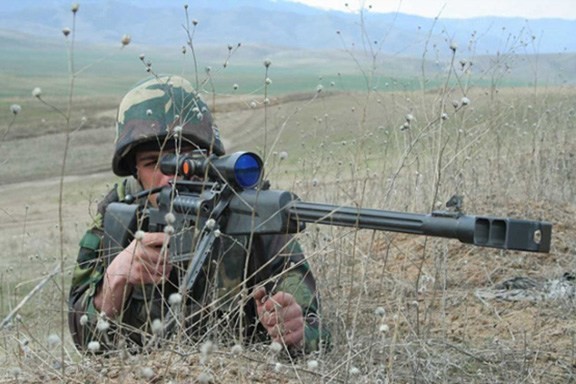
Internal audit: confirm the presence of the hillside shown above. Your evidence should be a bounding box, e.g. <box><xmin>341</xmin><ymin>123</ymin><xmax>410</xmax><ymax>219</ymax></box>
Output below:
<box><xmin>0</xmin><ymin>0</ymin><xmax>574</xmax><ymax>55</ymax></box>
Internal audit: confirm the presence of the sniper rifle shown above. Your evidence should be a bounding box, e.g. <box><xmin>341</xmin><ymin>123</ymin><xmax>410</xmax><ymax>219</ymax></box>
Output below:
<box><xmin>102</xmin><ymin>151</ymin><xmax>552</xmax><ymax>334</ymax></box>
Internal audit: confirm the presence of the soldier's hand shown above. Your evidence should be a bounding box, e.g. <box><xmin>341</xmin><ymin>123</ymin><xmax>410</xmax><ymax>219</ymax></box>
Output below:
<box><xmin>94</xmin><ymin>232</ymin><xmax>171</xmax><ymax>317</ymax></box>
<box><xmin>114</xmin><ymin>232</ymin><xmax>171</xmax><ymax>285</ymax></box>
<box><xmin>253</xmin><ymin>287</ymin><xmax>304</xmax><ymax>348</ymax></box>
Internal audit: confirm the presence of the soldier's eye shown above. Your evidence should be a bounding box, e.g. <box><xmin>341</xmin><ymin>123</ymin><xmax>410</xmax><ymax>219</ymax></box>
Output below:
<box><xmin>140</xmin><ymin>160</ymin><xmax>159</xmax><ymax>168</ymax></box>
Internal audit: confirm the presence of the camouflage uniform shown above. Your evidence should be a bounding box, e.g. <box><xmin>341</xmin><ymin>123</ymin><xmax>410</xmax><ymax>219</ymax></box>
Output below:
<box><xmin>68</xmin><ymin>76</ymin><xmax>331</xmax><ymax>354</ymax></box>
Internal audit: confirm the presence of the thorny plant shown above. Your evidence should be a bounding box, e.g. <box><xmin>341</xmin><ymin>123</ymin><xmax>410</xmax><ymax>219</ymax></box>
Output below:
<box><xmin>0</xmin><ymin>2</ymin><xmax>132</xmax><ymax>381</ymax></box>
<box><xmin>1</xmin><ymin>104</ymin><xmax>21</xmax><ymax>146</ymax></box>
<box><xmin>1</xmin><ymin>2</ymin><xmax>576</xmax><ymax>384</ymax></box>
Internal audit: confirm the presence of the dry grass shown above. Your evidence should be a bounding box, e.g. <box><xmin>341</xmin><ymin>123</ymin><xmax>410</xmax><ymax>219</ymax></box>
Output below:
<box><xmin>1</xmin><ymin>82</ymin><xmax>575</xmax><ymax>383</ymax></box>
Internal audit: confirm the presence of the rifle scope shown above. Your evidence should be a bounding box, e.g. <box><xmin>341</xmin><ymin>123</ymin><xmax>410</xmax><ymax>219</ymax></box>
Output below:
<box><xmin>160</xmin><ymin>151</ymin><xmax>263</xmax><ymax>190</ymax></box>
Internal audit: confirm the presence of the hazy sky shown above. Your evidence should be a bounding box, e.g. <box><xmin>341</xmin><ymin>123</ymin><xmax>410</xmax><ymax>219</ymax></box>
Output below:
<box><xmin>288</xmin><ymin>0</ymin><xmax>576</xmax><ymax>20</ymax></box>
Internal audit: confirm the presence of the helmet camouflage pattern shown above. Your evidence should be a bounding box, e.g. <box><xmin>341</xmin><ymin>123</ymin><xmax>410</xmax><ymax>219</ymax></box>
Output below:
<box><xmin>112</xmin><ymin>75</ymin><xmax>225</xmax><ymax>176</ymax></box>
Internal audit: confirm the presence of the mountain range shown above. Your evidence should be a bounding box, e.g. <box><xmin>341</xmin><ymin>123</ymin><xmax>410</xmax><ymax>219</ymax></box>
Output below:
<box><xmin>1</xmin><ymin>0</ymin><xmax>574</xmax><ymax>57</ymax></box>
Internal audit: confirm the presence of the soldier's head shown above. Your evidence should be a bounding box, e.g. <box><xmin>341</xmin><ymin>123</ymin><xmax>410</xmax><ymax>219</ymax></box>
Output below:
<box><xmin>112</xmin><ymin>75</ymin><xmax>225</xmax><ymax>189</ymax></box>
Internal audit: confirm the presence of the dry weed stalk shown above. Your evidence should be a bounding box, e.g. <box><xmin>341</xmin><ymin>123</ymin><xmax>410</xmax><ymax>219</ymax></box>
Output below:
<box><xmin>1</xmin><ymin>3</ymin><xmax>575</xmax><ymax>383</ymax></box>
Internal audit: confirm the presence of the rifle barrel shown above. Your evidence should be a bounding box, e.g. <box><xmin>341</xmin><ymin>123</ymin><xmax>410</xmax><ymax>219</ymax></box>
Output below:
<box><xmin>288</xmin><ymin>201</ymin><xmax>551</xmax><ymax>253</ymax></box>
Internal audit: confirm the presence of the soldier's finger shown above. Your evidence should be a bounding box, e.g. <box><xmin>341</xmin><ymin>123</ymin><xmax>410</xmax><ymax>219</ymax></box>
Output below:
<box><xmin>253</xmin><ymin>287</ymin><xmax>269</xmax><ymax>316</ymax></box>
<box><xmin>278</xmin><ymin>304</ymin><xmax>303</xmax><ymax>323</ymax></box>
<box><xmin>268</xmin><ymin>323</ymin><xmax>285</xmax><ymax>339</ymax></box>
<box><xmin>279</xmin><ymin>327</ymin><xmax>304</xmax><ymax>347</ymax></box>
<box><xmin>265</xmin><ymin>291</ymin><xmax>295</xmax><ymax>311</ymax></box>
<box><xmin>261</xmin><ymin>311</ymin><xmax>278</xmax><ymax>327</ymax></box>
<box><xmin>282</xmin><ymin>316</ymin><xmax>305</xmax><ymax>335</ymax></box>
<box><xmin>143</xmin><ymin>263</ymin><xmax>169</xmax><ymax>284</ymax></box>
<box><xmin>269</xmin><ymin>316</ymin><xmax>304</xmax><ymax>344</ymax></box>
<box><xmin>253</xmin><ymin>286</ymin><xmax>267</xmax><ymax>304</ymax></box>
<box><xmin>136</xmin><ymin>246</ymin><xmax>161</xmax><ymax>265</ymax></box>
<box><xmin>141</xmin><ymin>232</ymin><xmax>168</xmax><ymax>247</ymax></box>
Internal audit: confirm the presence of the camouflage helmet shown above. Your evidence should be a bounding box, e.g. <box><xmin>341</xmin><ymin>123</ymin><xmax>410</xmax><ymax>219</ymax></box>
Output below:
<box><xmin>112</xmin><ymin>75</ymin><xmax>225</xmax><ymax>176</ymax></box>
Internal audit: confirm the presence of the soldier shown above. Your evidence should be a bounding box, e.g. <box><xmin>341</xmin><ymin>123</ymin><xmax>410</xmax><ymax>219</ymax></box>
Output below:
<box><xmin>68</xmin><ymin>75</ymin><xmax>330</xmax><ymax>354</ymax></box>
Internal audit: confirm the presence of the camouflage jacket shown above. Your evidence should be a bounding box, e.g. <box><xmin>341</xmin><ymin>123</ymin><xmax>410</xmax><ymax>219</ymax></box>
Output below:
<box><xmin>68</xmin><ymin>178</ymin><xmax>331</xmax><ymax>354</ymax></box>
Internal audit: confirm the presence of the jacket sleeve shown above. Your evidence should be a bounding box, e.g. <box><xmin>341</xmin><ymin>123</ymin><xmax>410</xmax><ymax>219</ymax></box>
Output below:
<box><xmin>68</xmin><ymin>227</ymin><xmax>108</xmax><ymax>350</ymax></box>
<box><xmin>68</xmin><ymin>184</ymin><xmax>130</xmax><ymax>351</ymax></box>
<box><xmin>68</xmin><ymin>180</ymin><xmax>177</xmax><ymax>352</ymax></box>
<box><xmin>262</xmin><ymin>234</ymin><xmax>332</xmax><ymax>354</ymax></box>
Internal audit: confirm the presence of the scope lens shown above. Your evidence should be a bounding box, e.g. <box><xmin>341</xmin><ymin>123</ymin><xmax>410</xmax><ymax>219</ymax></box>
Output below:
<box><xmin>234</xmin><ymin>153</ymin><xmax>262</xmax><ymax>189</ymax></box>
